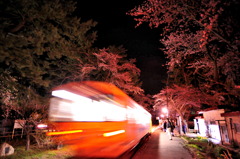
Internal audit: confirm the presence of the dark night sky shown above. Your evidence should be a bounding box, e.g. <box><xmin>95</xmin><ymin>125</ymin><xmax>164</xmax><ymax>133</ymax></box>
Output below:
<box><xmin>76</xmin><ymin>1</ymin><xmax>167</xmax><ymax>95</ymax></box>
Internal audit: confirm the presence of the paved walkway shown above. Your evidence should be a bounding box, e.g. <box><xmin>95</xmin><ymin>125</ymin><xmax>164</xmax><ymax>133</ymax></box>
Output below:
<box><xmin>132</xmin><ymin>128</ymin><xmax>193</xmax><ymax>159</ymax></box>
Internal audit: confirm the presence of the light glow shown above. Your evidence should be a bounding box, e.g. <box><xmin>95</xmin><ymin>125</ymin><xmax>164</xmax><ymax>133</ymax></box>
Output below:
<box><xmin>151</xmin><ymin>126</ymin><xmax>158</xmax><ymax>132</ymax></box>
<box><xmin>37</xmin><ymin>124</ymin><xmax>48</xmax><ymax>129</ymax></box>
<box><xmin>50</xmin><ymin>90</ymin><xmax>127</xmax><ymax>122</ymax></box>
<box><xmin>47</xmin><ymin>130</ymin><xmax>83</xmax><ymax>136</ymax></box>
<box><xmin>162</xmin><ymin>107</ymin><xmax>168</xmax><ymax>113</ymax></box>
<box><xmin>103</xmin><ymin>130</ymin><xmax>125</xmax><ymax>137</ymax></box>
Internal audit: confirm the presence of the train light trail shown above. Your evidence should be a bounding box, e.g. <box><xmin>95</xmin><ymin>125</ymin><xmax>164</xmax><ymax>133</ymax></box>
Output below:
<box><xmin>47</xmin><ymin>81</ymin><xmax>152</xmax><ymax>158</ymax></box>
<box><xmin>103</xmin><ymin>130</ymin><xmax>125</xmax><ymax>137</ymax></box>
<box><xmin>47</xmin><ymin>130</ymin><xmax>83</xmax><ymax>136</ymax></box>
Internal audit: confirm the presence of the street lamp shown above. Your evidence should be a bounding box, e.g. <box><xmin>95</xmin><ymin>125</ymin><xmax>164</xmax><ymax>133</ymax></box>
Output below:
<box><xmin>162</xmin><ymin>107</ymin><xmax>168</xmax><ymax>114</ymax></box>
<box><xmin>162</xmin><ymin>107</ymin><xmax>169</xmax><ymax>118</ymax></box>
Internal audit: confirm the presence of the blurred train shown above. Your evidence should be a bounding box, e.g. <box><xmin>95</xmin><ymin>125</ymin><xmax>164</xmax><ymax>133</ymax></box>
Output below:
<box><xmin>47</xmin><ymin>81</ymin><xmax>152</xmax><ymax>158</ymax></box>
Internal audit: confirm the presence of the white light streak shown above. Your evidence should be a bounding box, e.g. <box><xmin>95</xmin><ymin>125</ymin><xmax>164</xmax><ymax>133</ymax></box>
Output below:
<box><xmin>103</xmin><ymin>130</ymin><xmax>125</xmax><ymax>137</ymax></box>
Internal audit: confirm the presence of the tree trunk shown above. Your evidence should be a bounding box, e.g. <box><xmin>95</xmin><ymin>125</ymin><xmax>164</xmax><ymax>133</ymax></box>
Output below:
<box><xmin>179</xmin><ymin>116</ymin><xmax>183</xmax><ymax>135</ymax></box>
<box><xmin>25</xmin><ymin>131</ymin><xmax>30</xmax><ymax>151</ymax></box>
<box><xmin>176</xmin><ymin>109</ymin><xmax>185</xmax><ymax>136</ymax></box>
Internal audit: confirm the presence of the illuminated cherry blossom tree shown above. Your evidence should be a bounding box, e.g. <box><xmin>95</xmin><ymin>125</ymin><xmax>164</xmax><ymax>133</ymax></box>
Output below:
<box><xmin>153</xmin><ymin>84</ymin><xmax>217</xmax><ymax>133</ymax></box>
<box><xmin>76</xmin><ymin>47</ymin><xmax>144</xmax><ymax>98</ymax></box>
<box><xmin>129</xmin><ymin>0</ymin><xmax>240</xmax><ymax>108</ymax></box>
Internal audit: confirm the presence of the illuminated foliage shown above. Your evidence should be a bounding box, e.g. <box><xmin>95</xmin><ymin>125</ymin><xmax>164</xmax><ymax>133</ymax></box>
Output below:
<box><xmin>134</xmin><ymin>93</ymin><xmax>154</xmax><ymax>111</ymax></box>
<box><xmin>153</xmin><ymin>85</ymin><xmax>217</xmax><ymax>121</ymax></box>
<box><xmin>129</xmin><ymin>0</ymin><xmax>240</xmax><ymax>108</ymax></box>
<box><xmin>77</xmin><ymin>46</ymin><xmax>143</xmax><ymax>97</ymax></box>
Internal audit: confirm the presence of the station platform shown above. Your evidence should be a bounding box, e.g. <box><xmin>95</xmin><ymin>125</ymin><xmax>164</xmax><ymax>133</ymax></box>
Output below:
<box><xmin>132</xmin><ymin>128</ymin><xmax>193</xmax><ymax>159</ymax></box>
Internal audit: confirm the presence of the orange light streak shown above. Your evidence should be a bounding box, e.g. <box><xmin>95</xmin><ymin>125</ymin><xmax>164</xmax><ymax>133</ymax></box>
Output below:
<box><xmin>151</xmin><ymin>126</ymin><xmax>159</xmax><ymax>133</ymax></box>
<box><xmin>47</xmin><ymin>130</ymin><xmax>83</xmax><ymax>136</ymax></box>
<box><xmin>103</xmin><ymin>130</ymin><xmax>125</xmax><ymax>137</ymax></box>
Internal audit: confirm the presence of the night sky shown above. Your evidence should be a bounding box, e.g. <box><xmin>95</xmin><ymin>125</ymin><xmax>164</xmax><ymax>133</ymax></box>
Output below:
<box><xmin>76</xmin><ymin>1</ymin><xmax>167</xmax><ymax>95</ymax></box>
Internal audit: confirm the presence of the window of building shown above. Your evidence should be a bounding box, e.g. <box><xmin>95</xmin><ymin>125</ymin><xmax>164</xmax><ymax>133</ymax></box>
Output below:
<box><xmin>234</xmin><ymin>123</ymin><xmax>240</xmax><ymax>133</ymax></box>
<box><xmin>209</xmin><ymin>120</ymin><xmax>216</xmax><ymax>125</ymax></box>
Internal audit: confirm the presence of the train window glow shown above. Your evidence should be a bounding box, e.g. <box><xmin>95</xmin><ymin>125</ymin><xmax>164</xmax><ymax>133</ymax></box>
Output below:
<box><xmin>103</xmin><ymin>130</ymin><xmax>125</xmax><ymax>137</ymax></box>
<box><xmin>49</xmin><ymin>98</ymin><xmax>74</xmax><ymax>121</ymax></box>
<box><xmin>127</xmin><ymin>106</ymin><xmax>151</xmax><ymax>125</ymax></box>
<box><xmin>52</xmin><ymin>90</ymin><xmax>90</xmax><ymax>102</ymax></box>
<box><xmin>50</xmin><ymin>91</ymin><xmax>127</xmax><ymax>122</ymax></box>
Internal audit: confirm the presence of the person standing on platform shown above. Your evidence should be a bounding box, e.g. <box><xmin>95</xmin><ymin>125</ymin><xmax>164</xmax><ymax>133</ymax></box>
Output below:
<box><xmin>163</xmin><ymin>121</ymin><xmax>167</xmax><ymax>132</ymax></box>
<box><xmin>182</xmin><ymin>121</ymin><xmax>187</xmax><ymax>134</ymax></box>
<box><xmin>166</xmin><ymin>118</ymin><xmax>173</xmax><ymax>140</ymax></box>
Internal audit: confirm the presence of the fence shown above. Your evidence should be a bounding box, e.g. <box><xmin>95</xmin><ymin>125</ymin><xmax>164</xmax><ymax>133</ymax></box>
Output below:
<box><xmin>0</xmin><ymin>119</ymin><xmax>49</xmax><ymax>140</ymax></box>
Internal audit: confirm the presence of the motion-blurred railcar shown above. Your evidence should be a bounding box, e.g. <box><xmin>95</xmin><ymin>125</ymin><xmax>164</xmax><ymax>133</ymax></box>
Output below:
<box><xmin>47</xmin><ymin>81</ymin><xmax>152</xmax><ymax>158</ymax></box>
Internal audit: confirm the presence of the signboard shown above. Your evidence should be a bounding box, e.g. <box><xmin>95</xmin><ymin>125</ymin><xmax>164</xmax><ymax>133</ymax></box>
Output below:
<box><xmin>12</xmin><ymin>120</ymin><xmax>26</xmax><ymax>138</ymax></box>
